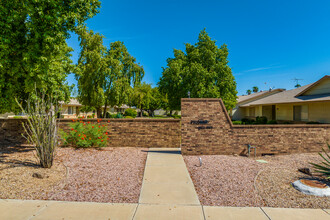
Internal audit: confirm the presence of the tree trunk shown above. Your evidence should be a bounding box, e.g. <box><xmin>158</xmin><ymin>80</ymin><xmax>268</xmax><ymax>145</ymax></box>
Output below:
<box><xmin>96</xmin><ymin>108</ymin><xmax>102</xmax><ymax>118</ymax></box>
<box><xmin>103</xmin><ymin>100</ymin><xmax>108</xmax><ymax>118</ymax></box>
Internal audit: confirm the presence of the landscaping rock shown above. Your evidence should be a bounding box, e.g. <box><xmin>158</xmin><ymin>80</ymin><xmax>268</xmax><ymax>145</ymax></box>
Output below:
<box><xmin>32</xmin><ymin>173</ymin><xmax>44</xmax><ymax>179</ymax></box>
<box><xmin>292</xmin><ymin>179</ymin><xmax>330</xmax><ymax>197</ymax></box>
<box><xmin>298</xmin><ymin>168</ymin><xmax>311</xmax><ymax>176</ymax></box>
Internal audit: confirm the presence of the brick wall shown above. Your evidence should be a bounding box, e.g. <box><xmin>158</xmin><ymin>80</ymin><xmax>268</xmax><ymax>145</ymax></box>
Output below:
<box><xmin>181</xmin><ymin>98</ymin><xmax>330</xmax><ymax>155</ymax></box>
<box><xmin>0</xmin><ymin>118</ymin><xmax>181</xmax><ymax>148</ymax></box>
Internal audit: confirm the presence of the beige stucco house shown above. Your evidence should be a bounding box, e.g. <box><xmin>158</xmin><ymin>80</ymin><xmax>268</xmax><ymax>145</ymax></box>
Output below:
<box><xmin>232</xmin><ymin>75</ymin><xmax>330</xmax><ymax>123</ymax></box>
<box><xmin>59</xmin><ymin>99</ymin><xmax>130</xmax><ymax>118</ymax></box>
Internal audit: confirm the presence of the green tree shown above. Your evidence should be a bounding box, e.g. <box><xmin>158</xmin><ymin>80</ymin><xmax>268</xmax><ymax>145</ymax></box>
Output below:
<box><xmin>147</xmin><ymin>87</ymin><xmax>165</xmax><ymax>117</ymax></box>
<box><xmin>76</xmin><ymin>30</ymin><xmax>144</xmax><ymax>118</ymax></box>
<box><xmin>103</xmin><ymin>41</ymin><xmax>144</xmax><ymax>117</ymax></box>
<box><xmin>158</xmin><ymin>29</ymin><xmax>237</xmax><ymax>111</ymax></box>
<box><xmin>75</xmin><ymin>27</ymin><xmax>107</xmax><ymax>118</ymax></box>
<box><xmin>252</xmin><ymin>86</ymin><xmax>259</xmax><ymax>93</ymax></box>
<box><xmin>0</xmin><ymin>0</ymin><xmax>100</xmax><ymax>113</ymax></box>
<box><xmin>246</xmin><ymin>89</ymin><xmax>252</xmax><ymax>95</ymax></box>
<box><xmin>131</xmin><ymin>83</ymin><xmax>153</xmax><ymax>117</ymax></box>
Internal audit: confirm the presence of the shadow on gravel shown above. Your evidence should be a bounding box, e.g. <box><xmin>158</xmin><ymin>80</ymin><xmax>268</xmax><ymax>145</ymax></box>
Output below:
<box><xmin>142</xmin><ymin>150</ymin><xmax>181</xmax><ymax>154</ymax></box>
<box><xmin>0</xmin><ymin>145</ymin><xmax>38</xmax><ymax>169</ymax></box>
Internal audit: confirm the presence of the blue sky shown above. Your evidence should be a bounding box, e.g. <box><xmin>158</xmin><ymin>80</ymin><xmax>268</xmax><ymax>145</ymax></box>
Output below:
<box><xmin>66</xmin><ymin>0</ymin><xmax>330</xmax><ymax>95</ymax></box>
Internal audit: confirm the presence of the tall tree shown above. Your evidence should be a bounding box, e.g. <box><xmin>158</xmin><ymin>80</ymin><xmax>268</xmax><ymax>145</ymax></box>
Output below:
<box><xmin>131</xmin><ymin>83</ymin><xmax>152</xmax><ymax>117</ymax></box>
<box><xmin>103</xmin><ymin>41</ymin><xmax>144</xmax><ymax>117</ymax></box>
<box><xmin>158</xmin><ymin>29</ymin><xmax>237</xmax><ymax>110</ymax></box>
<box><xmin>252</xmin><ymin>86</ymin><xmax>259</xmax><ymax>93</ymax></box>
<box><xmin>75</xmin><ymin>27</ymin><xmax>107</xmax><ymax>118</ymax></box>
<box><xmin>0</xmin><ymin>0</ymin><xmax>100</xmax><ymax>113</ymax></box>
<box><xmin>147</xmin><ymin>87</ymin><xmax>165</xmax><ymax>117</ymax></box>
<box><xmin>76</xmin><ymin>29</ymin><xmax>144</xmax><ymax>118</ymax></box>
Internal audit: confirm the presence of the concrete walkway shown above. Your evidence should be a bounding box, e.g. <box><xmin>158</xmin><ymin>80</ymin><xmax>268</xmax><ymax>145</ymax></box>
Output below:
<box><xmin>1</xmin><ymin>148</ymin><xmax>330</xmax><ymax>219</ymax></box>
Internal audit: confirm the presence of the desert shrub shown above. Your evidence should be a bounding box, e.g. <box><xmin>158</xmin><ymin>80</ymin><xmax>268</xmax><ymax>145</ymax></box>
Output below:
<box><xmin>124</xmin><ymin>108</ymin><xmax>137</xmax><ymax>118</ymax></box>
<box><xmin>267</xmin><ymin>120</ymin><xmax>278</xmax><ymax>124</ymax></box>
<box><xmin>256</xmin><ymin>116</ymin><xmax>267</xmax><ymax>124</ymax></box>
<box><xmin>61</xmin><ymin>120</ymin><xmax>108</xmax><ymax>148</ymax></box>
<box><xmin>16</xmin><ymin>92</ymin><xmax>58</xmax><ymax>168</ymax></box>
<box><xmin>310</xmin><ymin>143</ymin><xmax>330</xmax><ymax>179</ymax></box>
<box><xmin>232</xmin><ymin>121</ymin><xmax>242</xmax><ymax>125</ymax></box>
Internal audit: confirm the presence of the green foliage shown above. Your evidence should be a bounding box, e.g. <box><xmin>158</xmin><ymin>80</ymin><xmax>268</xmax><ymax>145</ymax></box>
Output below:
<box><xmin>115</xmin><ymin>113</ymin><xmax>123</xmax><ymax>118</ymax></box>
<box><xmin>241</xmin><ymin>118</ymin><xmax>255</xmax><ymax>124</ymax></box>
<box><xmin>306</xmin><ymin>121</ymin><xmax>321</xmax><ymax>124</ymax></box>
<box><xmin>267</xmin><ymin>120</ymin><xmax>278</xmax><ymax>124</ymax></box>
<box><xmin>256</xmin><ymin>116</ymin><xmax>267</xmax><ymax>124</ymax></box>
<box><xmin>158</xmin><ymin>29</ymin><xmax>237</xmax><ymax>111</ymax></box>
<box><xmin>252</xmin><ymin>86</ymin><xmax>259</xmax><ymax>93</ymax></box>
<box><xmin>125</xmin><ymin>116</ymin><xmax>133</xmax><ymax>119</ymax></box>
<box><xmin>0</xmin><ymin>0</ymin><xmax>100</xmax><ymax>113</ymax></box>
<box><xmin>130</xmin><ymin>82</ymin><xmax>153</xmax><ymax>116</ymax></box>
<box><xmin>246</xmin><ymin>89</ymin><xmax>252</xmax><ymax>95</ymax></box>
<box><xmin>172</xmin><ymin>115</ymin><xmax>181</xmax><ymax>119</ymax></box>
<box><xmin>232</xmin><ymin>121</ymin><xmax>242</xmax><ymax>125</ymax></box>
<box><xmin>75</xmin><ymin>28</ymin><xmax>144</xmax><ymax>118</ymax></box>
<box><xmin>61</xmin><ymin>121</ymin><xmax>108</xmax><ymax>148</ymax></box>
<box><xmin>310</xmin><ymin>143</ymin><xmax>330</xmax><ymax>179</ymax></box>
<box><xmin>124</xmin><ymin>108</ymin><xmax>137</xmax><ymax>118</ymax></box>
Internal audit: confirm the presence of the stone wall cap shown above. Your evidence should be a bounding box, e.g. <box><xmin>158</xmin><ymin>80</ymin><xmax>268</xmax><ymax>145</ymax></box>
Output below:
<box><xmin>233</xmin><ymin>124</ymin><xmax>330</xmax><ymax>128</ymax></box>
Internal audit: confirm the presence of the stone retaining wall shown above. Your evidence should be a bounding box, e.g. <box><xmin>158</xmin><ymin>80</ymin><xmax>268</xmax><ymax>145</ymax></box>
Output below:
<box><xmin>0</xmin><ymin>118</ymin><xmax>181</xmax><ymax>148</ymax></box>
<box><xmin>181</xmin><ymin>98</ymin><xmax>330</xmax><ymax>155</ymax></box>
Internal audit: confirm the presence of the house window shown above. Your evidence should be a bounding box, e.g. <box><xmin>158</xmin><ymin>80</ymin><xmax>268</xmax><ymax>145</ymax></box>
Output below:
<box><xmin>68</xmin><ymin>106</ymin><xmax>73</xmax><ymax>115</ymax></box>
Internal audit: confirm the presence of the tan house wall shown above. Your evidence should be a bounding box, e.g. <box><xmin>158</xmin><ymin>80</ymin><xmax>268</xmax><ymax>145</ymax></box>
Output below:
<box><xmin>303</xmin><ymin>78</ymin><xmax>330</xmax><ymax>95</ymax></box>
<box><xmin>275</xmin><ymin>104</ymin><xmax>293</xmax><ymax>120</ymax></box>
<box><xmin>309</xmin><ymin>102</ymin><xmax>330</xmax><ymax>123</ymax></box>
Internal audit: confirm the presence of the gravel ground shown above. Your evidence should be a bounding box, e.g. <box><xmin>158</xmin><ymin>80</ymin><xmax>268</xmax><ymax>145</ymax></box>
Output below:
<box><xmin>0</xmin><ymin>145</ymin><xmax>66</xmax><ymax>200</ymax></box>
<box><xmin>184</xmin><ymin>153</ymin><xmax>330</xmax><ymax>208</ymax></box>
<box><xmin>0</xmin><ymin>146</ymin><xmax>147</xmax><ymax>203</ymax></box>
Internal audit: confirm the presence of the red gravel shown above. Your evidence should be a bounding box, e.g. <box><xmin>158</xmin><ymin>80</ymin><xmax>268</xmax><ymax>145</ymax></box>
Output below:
<box><xmin>44</xmin><ymin>147</ymin><xmax>148</xmax><ymax>203</ymax></box>
<box><xmin>184</xmin><ymin>153</ymin><xmax>330</xmax><ymax>208</ymax></box>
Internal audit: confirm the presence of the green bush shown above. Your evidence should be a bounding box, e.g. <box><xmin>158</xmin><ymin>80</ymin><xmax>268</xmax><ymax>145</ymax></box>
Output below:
<box><xmin>256</xmin><ymin>116</ymin><xmax>267</xmax><ymax>124</ymax></box>
<box><xmin>124</xmin><ymin>108</ymin><xmax>137</xmax><ymax>118</ymax></box>
<box><xmin>142</xmin><ymin>111</ymin><xmax>149</xmax><ymax>117</ymax></box>
<box><xmin>306</xmin><ymin>121</ymin><xmax>321</xmax><ymax>124</ymax></box>
<box><xmin>13</xmin><ymin>116</ymin><xmax>24</xmax><ymax>119</ymax></box>
<box><xmin>60</xmin><ymin>120</ymin><xmax>108</xmax><ymax>148</ymax></box>
<box><xmin>310</xmin><ymin>143</ymin><xmax>330</xmax><ymax>179</ymax></box>
<box><xmin>115</xmin><ymin>113</ymin><xmax>123</xmax><ymax>118</ymax></box>
<box><xmin>241</xmin><ymin>118</ymin><xmax>255</xmax><ymax>124</ymax></box>
<box><xmin>232</xmin><ymin>121</ymin><xmax>242</xmax><ymax>125</ymax></box>
<box><xmin>267</xmin><ymin>120</ymin><xmax>278</xmax><ymax>124</ymax></box>
<box><xmin>125</xmin><ymin>116</ymin><xmax>133</xmax><ymax>119</ymax></box>
<box><xmin>173</xmin><ymin>115</ymin><xmax>181</xmax><ymax>119</ymax></box>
